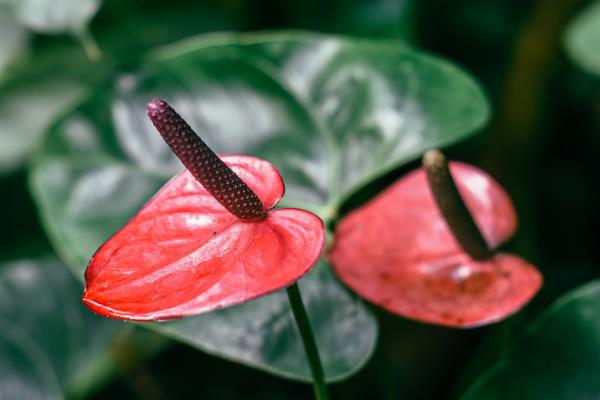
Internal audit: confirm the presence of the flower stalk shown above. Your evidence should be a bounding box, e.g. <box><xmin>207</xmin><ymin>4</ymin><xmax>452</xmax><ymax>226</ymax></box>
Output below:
<box><xmin>286</xmin><ymin>283</ymin><xmax>330</xmax><ymax>400</ymax></box>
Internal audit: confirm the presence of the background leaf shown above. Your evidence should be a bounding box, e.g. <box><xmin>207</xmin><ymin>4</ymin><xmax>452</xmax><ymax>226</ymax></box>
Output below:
<box><xmin>0</xmin><ymin>318</ymin><xmax>62</xmax><ymax>400</ymax></box>
<box><xmin>0</xmin><ymin>7</ymin><xmax>27</xmax><ymax>74</ymax></box>
<box><xmin>461</xmin><ymin>280</ymin><xmax>600</xmax><ymax>399</ymax></box>
<box><xmin>565</xmin><ymin>1</ymin><xmax>600</xmax><ymax>76</ymax></box>
<box><xmin>30</xmin><ymin>32</ymin><xmax>488</xmax><ymax>381</ymax></box>
<box><xmin>0</xmin><ymin>46</ymin><xmax>110</xmax><ymax>174</ymax></box>
<box><xmin>0</xmin><ymin>0</ymin><xmax>101</xmax><ymax>33</ymax></box>
<box><xmin>0</xmin><ymin>259</ymin><xmax>121</xmax><ymax>397</ymax></box>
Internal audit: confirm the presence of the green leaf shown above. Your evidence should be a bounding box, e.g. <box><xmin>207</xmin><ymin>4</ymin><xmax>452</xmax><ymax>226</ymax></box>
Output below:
<box><xmin>565</xmin><ymin>1</ymin><xmax>600</xmax><ymax>75</ymax></box>
<box><xmin>461</xmin><ymin>280</ymin><xmax>600</xmax><ymax>399</ymax></box>
<box><xmin>158</xmin><ymin>32</ymin><xmax>490</xmax><ymax>211</ymax></box>
<box><xmin>0</xmin><ymin>259</ymin><xmax>121</xmax><ymax>396</ymax></box>
<box><xmin>30</xmin><ymin>32</ymin><xmax>488</xmax><ymax>381</ymax></box>
<box><xmin>0</xmin><ymin>7</ymin><xmax>27</xmax><ymax>74</ymax></box>
<box><xmin>245</xmin><ymin>33</ymin><xmax>489</xmax><ymax>207</ymax></box>
<box><xmin>1</xmin><ymin>0</ymin><xmax>101</xmax><ymax>34</ymax></box>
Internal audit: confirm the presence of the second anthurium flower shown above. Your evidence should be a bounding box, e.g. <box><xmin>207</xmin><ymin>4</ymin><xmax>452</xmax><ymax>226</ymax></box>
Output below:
<box><xmin>82</xmin><ymin>99</ymin><xmax>325</xmax><ymax>321</ymax></box>
<box><xmin>328</xmin><ymin>150</ymin><xmax>542</xmax><ymax>328</ymax></box>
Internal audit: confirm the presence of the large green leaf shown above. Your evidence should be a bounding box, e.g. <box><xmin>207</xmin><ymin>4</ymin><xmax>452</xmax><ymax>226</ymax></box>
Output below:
<box><xmin>30</xmin><ymin>32</ymin><xmax>488</xmax><ymax>381</ymax></box>
<box><xmin>0</xmin><ymin>259</ymin><xmax>121</xmax><ymax>397</ymax></box>
<box><xmin>565</xmin><ymin>1</ymin><xmax>600</xmax><ymax>76</ymax></box>
<box><xmin>158</xmin><ymin>32</ymin><xmax>490</xmax><ymax>211</ymax></box>
<box><xmin>461</xmin><ymin>280</ymin><xmax>600</xmax><ymax>399</ymax></box>
<box><xmin>0</xmin><ymin>0</ymin><xmax>101</xmax><ymax>33</ymax></box>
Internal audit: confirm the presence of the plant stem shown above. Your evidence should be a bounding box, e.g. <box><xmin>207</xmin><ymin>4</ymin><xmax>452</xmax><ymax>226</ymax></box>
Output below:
<box><xmin>76</xmin><ymin>27</ymin><xmax>102</xmax><ymax>61</ymax></box>
<box><xmin>422</xmin><ymin>149</ymin><xmax>492</xmax><ymax>260</ymax></box>
<box><xmin>286</xmin><ymin>283</ymin><xmax>330</xmax><ymax>400</ymax></box>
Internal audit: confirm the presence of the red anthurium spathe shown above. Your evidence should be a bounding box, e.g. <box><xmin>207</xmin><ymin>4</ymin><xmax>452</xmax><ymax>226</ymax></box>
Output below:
<box><xmin>82</xmin><ymin>100</ymin><xmax>325</xmax><ymax>321</ymax></box>
<box><xmin>328</xmin><ymin>153</ymin><xmax>542</xmax><ymax>328</ymax></box>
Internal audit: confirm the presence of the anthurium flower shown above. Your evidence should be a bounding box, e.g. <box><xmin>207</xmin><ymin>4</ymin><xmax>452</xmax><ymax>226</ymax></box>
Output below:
<box><xmin>82</xmin><ymin>99</ymin><xmax>325</xmax><ymax>321</ymax></box>
<box><xmin>328</xmin><ymin>150</ymin><xmax>542</xmax><ymax>328</ymax></box>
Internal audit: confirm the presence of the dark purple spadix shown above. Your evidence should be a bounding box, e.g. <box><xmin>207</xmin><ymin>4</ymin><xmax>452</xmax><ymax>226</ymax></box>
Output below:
<box><xmin>147</xmin><ymin>99</ymin><xmax>266</xmax><ymax>220</ymax></box>
<box><xmin>423</xmin><ymin>149</ymin><xmax>492</xmax><ymax>260</ymax></box>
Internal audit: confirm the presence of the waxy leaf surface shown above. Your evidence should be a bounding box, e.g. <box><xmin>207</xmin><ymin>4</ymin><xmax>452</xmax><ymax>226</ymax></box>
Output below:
<box><xmin>462</xmin><ymin>280</ymin><xmax>600</xmax><ymax>399</ymax></box>
<box><xmin>329</xmin><ymin>163</ymin><xmax>542</xmax><ymax>328</ymax></box>
<box><xmin>31</xmin><ymin>32</ymin><xmax>488</xmax><ymax>380</ymax></box>
<box><xmin>84</xmin><ymin>155</ymin><xmax>325</xmax><ymax>321</ymax></box>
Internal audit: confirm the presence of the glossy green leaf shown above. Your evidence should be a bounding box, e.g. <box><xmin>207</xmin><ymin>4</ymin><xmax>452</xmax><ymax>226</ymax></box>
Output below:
<box><xmin>0</xmin><ymin>7</ymin><xmax>27</xmax><ymax>74</ymax></box>
<box><xmin>565</xmin><ymin>1</ymin><xmax>600</xmax><ymax>75</ymax></box>
<box><xmin>462</xmin><ymin>280</ymin><xmax>600</xmax><ymax>399</ymax></box>
<box><xmin>30</xmin><ymin>32</ymin><xmax>488</xmax><ymax>381</ymax></box>
<box><xmin>0</xmin><ymin>259</ymin><xmax>121</xmax><ymax>396</ymax></box>
<box><xmin>0</xmin><ymin>0</ymin><xmax>101</xmax><ymax>33</ymax></box>
<box><xmin>159</xmin><ymin>32</ymin><xmax>490</xmax><ymax>211</ymax></box>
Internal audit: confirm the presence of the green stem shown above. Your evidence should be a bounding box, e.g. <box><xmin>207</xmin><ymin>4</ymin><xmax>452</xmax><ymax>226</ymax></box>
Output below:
<box><xmin>286</xmin><ymin>283</ymin><xmax>330</xmax><ymax>400</ymax></box>
<box><xmin>76</xmin><ymin>26</ymin><xmax>102</xmax><ymax>61</ymax></box>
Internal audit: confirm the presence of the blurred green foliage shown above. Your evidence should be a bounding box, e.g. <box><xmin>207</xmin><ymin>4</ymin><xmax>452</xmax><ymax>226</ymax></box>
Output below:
<box><xmin>566</xmin><ymin>1</ymin><xmax>600</xmax><ymax>75</ymax></box>
<box><xmin>0</xmin><ymin>0</ymin><xmax>599</xmax><ymax>399</ymax></box>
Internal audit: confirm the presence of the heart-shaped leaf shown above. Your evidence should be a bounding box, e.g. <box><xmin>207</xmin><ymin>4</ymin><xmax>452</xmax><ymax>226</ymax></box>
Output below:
<box><xmin>328</xmin><ymin>162</ymin><xmax>542</xmax><ymax>328</ymax></box>
<box><xmin>30</xmin><ymin>32</ymin><xmax>488</xmax><ymax>380</ymax></box>
<box><xmin>462</xmin><ymin>280</ymin><xmax>600</xmax><ymax>399</ymax></box>
<box><xmin>565</xmin><ymin>1</ymin><xmax>600</xmax><ymax>76</ymax></box>
<box><xmin>159</xmin><ymin>32</ymin><xmax>490</xmax><ymax>209</ymax></box>
<box><xmin>0</xmin><ymin>258</ymin><xmax>121</xmax><ymax>397</ymax></box>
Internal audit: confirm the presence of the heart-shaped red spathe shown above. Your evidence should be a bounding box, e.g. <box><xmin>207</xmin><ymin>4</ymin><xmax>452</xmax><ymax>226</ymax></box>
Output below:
<box><xmin>83</xmin><ymin>155</ymin><xmax>325</xmax><ymax>321</ymax></box>
<box><xmin>328</xmin><ymin>162</ymin><xmax>542</xmax><ymax>328</ymax></box>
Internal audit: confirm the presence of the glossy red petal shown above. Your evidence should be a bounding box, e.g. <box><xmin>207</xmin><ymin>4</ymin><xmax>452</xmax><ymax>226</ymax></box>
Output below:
<box><xmin>328</xmin><ymin>162</ymin><xmax>541</xmax><ymax>328</ymax></box>
<box><xmin>83</xmin><ymin>156</ymin><xmax>323</xmax><ymax>321</ymax></box>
